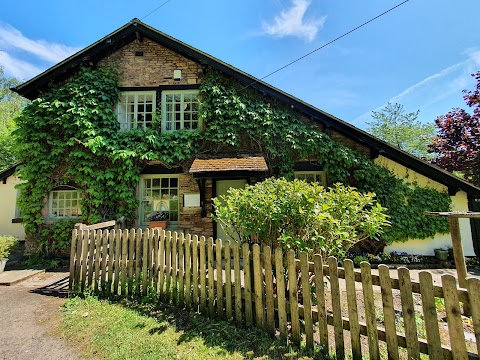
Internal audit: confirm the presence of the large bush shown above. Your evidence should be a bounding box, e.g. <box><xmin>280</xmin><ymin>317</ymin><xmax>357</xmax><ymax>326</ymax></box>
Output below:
<box><xmin>213</xmin><ymin>178</ymin><xmax>389</xmax><ymax>258</ymax></box>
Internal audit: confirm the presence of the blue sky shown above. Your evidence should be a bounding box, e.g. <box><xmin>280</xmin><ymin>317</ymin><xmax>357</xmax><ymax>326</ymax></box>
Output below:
<box><xmin>1</xmin><ymin>0</ymin><xmax>479</xmax><ymax>130</ymax></box>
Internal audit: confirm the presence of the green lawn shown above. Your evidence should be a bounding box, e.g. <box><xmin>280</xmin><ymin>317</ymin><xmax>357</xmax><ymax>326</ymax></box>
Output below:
<box><xmin>61</xmin><ymin>295</ymin><xmax>333</xmax><ymax>360</ymax></box>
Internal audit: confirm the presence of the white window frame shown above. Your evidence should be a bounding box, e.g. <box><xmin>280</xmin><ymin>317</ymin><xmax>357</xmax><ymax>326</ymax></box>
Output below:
<box><xmin>117</xmin><ymin>91</ymin><xmax>157</xmax><ymax>130</ymax></box>
<box><xmin>161</xmin><ymin>90</ymin><xmax>201</xmax><ymax>132</ymax></box>
<box><xmin>49</xmin><ymin>190</ymin><xmax>82</xmax><ymax>219</ymax></box>
<box><xmin>139</xmin><ymin>174</ymin><xmax>180</xmax><ymax>228</ymax></box>
<box><xmin>294</xmin><ymin>171</ymin><xmax>327</xmax><ymax>186</ymax></box>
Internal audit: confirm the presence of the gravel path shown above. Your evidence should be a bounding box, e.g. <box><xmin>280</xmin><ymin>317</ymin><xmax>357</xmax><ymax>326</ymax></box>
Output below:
<box><xmin>0</xmin><ymin>272</ymin><xmax>83</xmax><ymax>360</ymax></box>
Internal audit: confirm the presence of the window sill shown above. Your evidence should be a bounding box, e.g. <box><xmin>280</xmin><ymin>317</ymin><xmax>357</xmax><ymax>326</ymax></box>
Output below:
<box><xmin>11</xmin><ymin>218</ymin><xmax>23</xmax><ymax>223</ymax></box>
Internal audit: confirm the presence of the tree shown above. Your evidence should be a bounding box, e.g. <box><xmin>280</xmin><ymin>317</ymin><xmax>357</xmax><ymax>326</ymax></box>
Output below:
<box><xmin>366</xmin><ymin>102</ymin><xmax>435</xmax><ymax>158</ymax></box>
<box><xmin>0</xmin><ymin>67</ymin><xmax>28</xmax><ymax>171</ymax></box>
<box><xmin>429</xmin><ymin>71</ymin><xmax>480</xmax><ymax>186</ymax></box>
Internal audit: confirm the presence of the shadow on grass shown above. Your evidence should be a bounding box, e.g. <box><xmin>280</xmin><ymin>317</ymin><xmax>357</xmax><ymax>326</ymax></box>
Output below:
<box><xmin>90</xmin><ymin>291</ymin><xmax>333</xmax><ymax>360</ymax></box>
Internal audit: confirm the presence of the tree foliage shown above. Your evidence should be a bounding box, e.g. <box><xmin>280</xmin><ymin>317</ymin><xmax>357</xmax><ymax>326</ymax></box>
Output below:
<box><xmin>0</xmin><ymin>67</ymin><xmax>29</xmax><ymax>171</ymax></box>
<box><xmin>366</xmin><ymin>102</ymin><xmax>435</xmax><ymax>158</ymax></box>
<box><xmin>214</xmin><ymin>178</ymin><xmax>389</xmax><ymax>258</ymax></box>
<box><xmin>429</xmin><ymin>71</ymin><xmax>480</xmax><ymax>186</ymax></box>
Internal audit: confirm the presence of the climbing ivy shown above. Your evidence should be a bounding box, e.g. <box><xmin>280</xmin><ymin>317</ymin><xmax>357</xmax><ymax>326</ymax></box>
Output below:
<box><xmin>199</xmin><ymin>71</ymin><xmax>451</xmax><ymax>245</ymax></box>
<box><xmin>14</xmin><ymin>66</ymin><xmax>450</xmax><ymax>254</ymax></box>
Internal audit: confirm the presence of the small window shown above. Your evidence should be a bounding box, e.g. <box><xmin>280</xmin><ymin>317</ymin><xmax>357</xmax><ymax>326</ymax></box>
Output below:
<box><xmin>162</xmin><ymin>90</ymin><xmax>200</xmax><ymax>131</ymax></box>
<box><xmin>139</xmin><ymin>175</ymin><xmax>180</xmax><ymax>227</ymax></box>
<box><xmin>49</xmin><ymin>190</ymin><xmax>82</xmax><ymax>218</ymax></box>
<box><xmin>117</xmin><ymin>91</ymin><xmax>156</xmax><ymax>130</ymax></box>
<box><xmin>294</xmin><ymin>171</ymin><xmax>327</xmax><ymax>186</ymax></box>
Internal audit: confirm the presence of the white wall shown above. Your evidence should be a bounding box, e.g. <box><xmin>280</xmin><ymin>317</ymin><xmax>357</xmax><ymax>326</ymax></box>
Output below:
<box><xmin>0</xmin><ymin>176</ymin><xmax>25</xmax><ymax>240</ymax></box>
<box><xmin>374</xmin><ymin>156</ymin><xmax>475</xmax><ymax>256</ymax></box>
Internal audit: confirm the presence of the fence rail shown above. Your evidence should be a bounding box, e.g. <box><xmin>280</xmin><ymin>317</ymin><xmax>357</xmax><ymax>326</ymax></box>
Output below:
<box><xmin>69</xmin><ymin>228</ymin><xmax>480</xmax><ymax>360</ymax></box>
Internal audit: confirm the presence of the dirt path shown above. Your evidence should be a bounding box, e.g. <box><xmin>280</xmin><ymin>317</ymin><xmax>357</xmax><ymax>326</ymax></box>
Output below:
<box><xmin>0</xmin><ymin>272</ymin><xmax>83</xmax><ymax>360</ymax></box>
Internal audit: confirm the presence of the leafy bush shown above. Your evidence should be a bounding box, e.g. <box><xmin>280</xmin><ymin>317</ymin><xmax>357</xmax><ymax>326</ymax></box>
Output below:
<box><xmin>214</xmin><ymin>178</ymin><xmax>389</xmax><ymax>258</ymax></box>
<box><xmin>37</xmin><ymin>219</ymin><xmax>76</xmax><ymax>258</ymax></box>
<box><xmin>0</xmin><ymin>235</ymin><xmax>18</xmax><ymax>260</ymax></box>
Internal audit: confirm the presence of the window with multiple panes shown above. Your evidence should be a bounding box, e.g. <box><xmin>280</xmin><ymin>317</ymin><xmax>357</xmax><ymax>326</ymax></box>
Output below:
<box><xmin>294</xmin><ymin>171</ymin><xmax>327</xmax><ymax>186</ymax></box>
<box><xmin>139</xmin><ymin>175</ymin><xmax>179</xmax><ymax>227</ymax></box>
<box><xmin>49</xmin><ymin>190</ymin><xmax>82</xmax><ymax>218</ymax></box>
<box><xmin>162</xmin><ymin>90</ymin><xmax>200</xmax><ymax>131</ymax></box>
<box><xmin>117</xmin><ymin>91</ymin><xmax>156</xmax><ymax>130</ymax></box>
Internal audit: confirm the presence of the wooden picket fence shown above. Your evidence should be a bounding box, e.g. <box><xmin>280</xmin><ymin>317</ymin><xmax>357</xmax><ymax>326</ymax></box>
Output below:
<box><xmin>69</xmin><ymin>228</ymin><xmax>480</xmax><ymax>360</ymax></box>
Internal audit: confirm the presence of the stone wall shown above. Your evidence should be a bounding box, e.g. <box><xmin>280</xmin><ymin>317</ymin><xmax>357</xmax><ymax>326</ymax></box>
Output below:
<box><xmin>101</xmin><ymin>38</ymin><xmax>203</xmax><ymax>86</ymax></box>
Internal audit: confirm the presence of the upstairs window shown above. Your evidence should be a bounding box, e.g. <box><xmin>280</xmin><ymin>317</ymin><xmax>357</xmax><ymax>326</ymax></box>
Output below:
<box><xmin>162</xmin><ymin>90</ymin><xmax>200</xmax><ymax>131</ymax></box>
<box><xmin>49</xmin><ymin>190</ymin><xmax>82</xmax><ymax>218</ymax></box>
<box><xmin>117</xmin><ymin>91</ymin><xmax>156</xmax><ymax>130</ymax></box>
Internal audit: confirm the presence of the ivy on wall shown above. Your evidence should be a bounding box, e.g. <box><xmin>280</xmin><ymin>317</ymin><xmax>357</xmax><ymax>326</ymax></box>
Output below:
<box><xmin>14</xmin><ymin>66</ymin><xmax>450</xmax><ymax>254</ymax></box>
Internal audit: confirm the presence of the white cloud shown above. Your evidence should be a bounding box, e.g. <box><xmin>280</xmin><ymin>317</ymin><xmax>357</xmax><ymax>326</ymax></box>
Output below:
<box><xmin>0</xmin><ymin>51</ymin><xmax>43</xmax><ymax>80</ymax></box>
<box><xmin>0</xmin><ymin>23</ymin><xmax>80</xmax><ymax>63</ymax></box>
<box><xmin>352</xmin><ymin>49</ymin><xmax>480</xmax><ymax>128</ymax></box>
<box><xmin>262</xmin><ymin>0</ymin><xmax>326</xmax><ymax>42</ymax></box>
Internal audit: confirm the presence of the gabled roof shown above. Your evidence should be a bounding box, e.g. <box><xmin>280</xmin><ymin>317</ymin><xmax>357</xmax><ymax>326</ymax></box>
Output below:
<box><xmin>0</xmin><ymin>163</ymin><xmax>21</xmax><ymax>184</ymax></box>
<box><xmin>12</xmin><ymin>19</ymin><xmax>480</xmax><ymax>198</ymax></box>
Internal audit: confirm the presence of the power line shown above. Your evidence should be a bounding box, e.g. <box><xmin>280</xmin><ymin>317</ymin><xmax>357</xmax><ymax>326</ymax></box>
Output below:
<box><xmin>241</xmin><ymin>0</ymin><xmax>411</xmax><ymax>91</ymax></box>
<box><xmin>140</xmin><ymin>0</ymin><xmax>174</xmax><ymax>21</ymax></box>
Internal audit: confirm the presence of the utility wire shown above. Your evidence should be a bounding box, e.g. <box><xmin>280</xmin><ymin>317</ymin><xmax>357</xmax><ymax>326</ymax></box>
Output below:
<box><xmin>241</xmin><ymin>0</ymin><xmax>410</xmax><ymax>91</ymax></box>
<box><xmin>140</xmin><ymin>0</ymin><xmax>174</xmax><ymax>20</ymax></box>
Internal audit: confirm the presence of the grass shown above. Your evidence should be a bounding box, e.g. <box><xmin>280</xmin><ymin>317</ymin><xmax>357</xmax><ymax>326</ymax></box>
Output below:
<box><xmin>61</xmin><ymin>294</ymin><xmax>335</xmax><ymax>360</ymax></box>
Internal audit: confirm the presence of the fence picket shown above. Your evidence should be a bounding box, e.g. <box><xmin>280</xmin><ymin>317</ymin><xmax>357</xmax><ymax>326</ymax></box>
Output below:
<box><xmin>344</xmin><ymin>259</ymin><xmax>362</xmax><ymax>360</ymax></box>
<box><xmin>398</xmin><ymin>267</ymin><xmax>420</xmax><ymax>360</ymax></box>
<box><xmin>199</xmin><ymin>236</ymin><xmax>207</xmax><ymax>315</ymax></box>
<box><xmin>378</xmin><ymin>264</ymin><xmax>399</xmax><ymax>360</ymax></box>
<box><xmin>329</xmin><ymin>256</ymin><xmax>345</xmax><ymax>358</ymax></box>
<box><xmin>135</xmin><ymin>229</ymin><xmax>142</xmax><ymax>295</ymax></box>
<box><xmin>178</xmin><ymin>233</ymin><xmax>185</xmax><ymax>308</ymax></box>
<box><xmin>88</xmin><ymin>230</ymin><xmax>97</xmax><ymax>290</ymax></box>
<box><xmin>287</xmin><ymin>250</ymin><xmax>300</xmax><ymax>344</ymax></box>
<box><xmin>253</xmin><ymin>244</ymin><xmax>264</xmax><ymax>329</ymax></box>
<box><xmin>264</xmin><ymin>246</ymin><xmax>275</xmax><ymax>337</ymax></box>
<box><xmin>192</xmin><ymin>235</ymin><xmax>199</xmax><ymax>311</ymax></box>
<box><xmin>243</xmin><ymin>243</ymin><xmax>253</xmax><ymax>327</ymax></box>
<box><xmin>100</xmin><ymin>230</ymin><xmax>108</xmax><ymax>289</ymax></box>
<box><xmin>314</xmin><ymin>254</ymin><xmax>328</xmax><ymax>351</ymax></box>
<box><xmin>467</xmin><ymin>277</ymin><xmax>480</xmax><ymax>356</ymax></box>
<box><xmin>120</xmin><ymin>229</ymin><xmax>129</xmax><ymax>296</ymax></box>
<box><xmin>107</xmin><ymin>230</ymin><xmax>115</xmax><ymax>291</ymax></box>
<box><xmin>419</xmin><ymin>271</ymin><xmax>443</xmax><ymax>360</ymax></box>
<box><xmin>275</xmin><ymin>247</ymin><xmax>287</xmax><ymax>340</ymax></box>
<box><xmin>361</xmin><ymin>261</ymin><xmax>379</xmax><ymax>360</ymax></box>
<box><xmin>233</xmin><ymin>241</ymin><xmax>242</xmax><ymax>325</ymax></box>
<box><xmin>171</xmin><ymin>232</ymin><xmax>178</xmax><ymax>303</ymax></box>
<box><xmin>158</xmin><ymin>230</ymin><xmax>165</xmax><ymax>297</ymax></box>
<box><xmin>69</xmin><ymin>229</ymin><xmax>78</xmax><ymax>291</ymax></box>
<box><xmin>207</xmin><ymin>237</ymin><xmax>215</xmax><ymax>318</ymax></box>
<box><xmin>216</xmin><ymin>239</ymin><xmax>224</xmax><ymax>319</ymax></box>
<box><xmin>185</xmin><ymin>234</ymin><xmax>192</xmax><ymax>310</ymax></box>
<box><xmin>113</xmin><ymin>230</ymin><xmax>121</xmax><ymax>294</ymax></box>
<box><xmin>300</xmin><ymin>252</ymin><xmax>313</xmax><ymax>348</ymax></box>
<box><xmin>128</xmin><ymin>229</ymin><xmax>135</xmax><ymax>295</ymax></box>
<box><xmin>165</xmin><ymin>231</ymin><xmax>172</xmax><ymax>302</ymax></box>
<box><xmin>224</xmin><ymin>240</ymin><xmax>232</xmax><ymax>320</ymax></box>
<box><xmin>443</xmin><ymin>274</ymin><xmax>468</xmax><ymax>360</ymax></box>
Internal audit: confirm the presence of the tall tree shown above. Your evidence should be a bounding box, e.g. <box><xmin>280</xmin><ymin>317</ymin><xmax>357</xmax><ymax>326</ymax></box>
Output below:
<box><xmin>0</xmin><ymin>67</ymin><xmax>28</xmax><ymax>171</ymax></box>
<box><xmin>429</xmin><ymin>71</ymin><xmax>480</xmax><ymax>186</ymax></box>
<box><xmin>366</xmin><ymin>102</ymin><xmax>435</xmax><ymax>158</ymax></box>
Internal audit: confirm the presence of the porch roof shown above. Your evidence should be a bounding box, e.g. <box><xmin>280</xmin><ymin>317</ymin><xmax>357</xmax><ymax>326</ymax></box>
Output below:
<box><xmin>189</xmin><ymin>156</ymin><xmax>268</xmax><ymax>178</ymax></box>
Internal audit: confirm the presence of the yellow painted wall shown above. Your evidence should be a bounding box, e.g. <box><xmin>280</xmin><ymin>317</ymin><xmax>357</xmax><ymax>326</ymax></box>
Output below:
<box><xmin>375</xmin><ymin>156</ymin><xmax>475</xmax><ymax>256</ymax></box>
<box><xmin>0</xmin><ymin>176</ymin><xmax>25</xmax><ymax>240</ymax></box>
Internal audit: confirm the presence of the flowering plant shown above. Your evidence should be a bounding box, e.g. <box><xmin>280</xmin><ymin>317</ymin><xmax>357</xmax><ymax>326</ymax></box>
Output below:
<box><xmin>148</xmin><ymin>212</ymin><xmax>168</xmax><ymax>221</ymax></box>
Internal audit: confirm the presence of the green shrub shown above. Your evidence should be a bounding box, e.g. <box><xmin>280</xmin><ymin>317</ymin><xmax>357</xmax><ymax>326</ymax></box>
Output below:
<box><xmin>0</xmin><ymin>235</ymin><xmax>18</xmax><ymax>260</ymax></box>
<box><xmin>214</xmin><ymin>178</ymin><xmax>389</xmax><ymax>258</ymax></box>
<box><xmin>37</xmin><ymin>219</ymin><xmax>76</xmax><ymax>258</ymax></box>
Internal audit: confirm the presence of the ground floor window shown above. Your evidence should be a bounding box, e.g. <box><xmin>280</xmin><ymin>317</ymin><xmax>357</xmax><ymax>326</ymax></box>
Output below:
<box><xmin>49</xmin><ymin>190</ymin><xmax>82</xmax><ymax>218</ymax></box>
<box><xmin>139</xmin><ymin>175</ymin><xmax>179</xmax><ymax>227</ymax></box>
<box><xmin>294</xmin><ymin>171</ymin><xmax>327</xmax><ymax>186</ymax></box>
